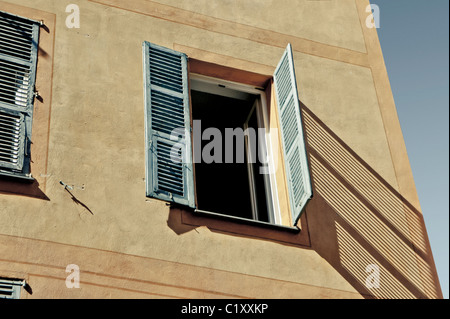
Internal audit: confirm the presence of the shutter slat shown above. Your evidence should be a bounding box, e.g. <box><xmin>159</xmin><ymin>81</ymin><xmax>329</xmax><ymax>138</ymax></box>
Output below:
<box><xmin>0</xmin><ymin>84</ymin><xmax>29</xmax><ymax>96</ymax></box>
<box><xmin>281</xmin><ymin>96</ymin><xmax>299</xmax><ymax>153</ymax></box>
<box><xmin>0</xmin><ymin>20</ymin><xmax>33</xmax><ymax>32</ymax></box>
<box><xmin>149</xmin><ymin>47</ymin><xmax>184</xmax><ymax>94</ymax></box>
<box><xmin>0</xmin><ymin>151</ymin><xmax>19</xmax><ymax>159</ymax></box>
<box><xmin>150</xmin><ymin>57</ymin><xmax>182</xmax><ymax>70</ymax></box>
<box><xmin>0</xmin><ymin>108</ymin><xmax>25</xmax><ymax>170</ymax></box>
<box><xmin>0</xmin><ymin>277</ymin><xmax>22</xmax><ymax>299</ymax></box>
<box><xmin>150</xmin><ymin>68</ymin><xmax>183</xmax><ymax>86</ymax></box>
<box><xmin>0</xmin><ymin>78</ymin><xmax>30</xmax><ymax>91</ymax></box>
<box><xmin>149</xmin><ymin>62</ymin><xmax>183</xmax><ymax>79</ymax></box>
<box><xmin>150</xmin><ymin>50</ymin><xmax>182</xmax><ymax>67</ymax></box>
<box><xmin>0</xmin><ymin>279</ymin><xmax>23</xmax><ymax>285</ymax></box>
<box><xmin>273</xmin><ymin>44</ymin><xmax>312</xmax><ymax>226</ymax></box>
<box><xmin>144</xmin><ymin>42</ymin><xmax>195</xmax><ymax>208</ymax></box>
<box><xmin>275</xmin><ymin>54</ymin><xmax>292</xmax><ymax>109</ymax></box>
<box><xmin>151</xmin><ymin>78</ymin><xmax>184</xmax><ymax>93</ymax></box>
<box><xmin>152</xmin><ymin>108</ymin><xmax>184</xmax><ymax>124</ymax></box>
<box><xmin>0</xmin><ymin>13</ymin><xmax>35</xmax><ymax>29</ymax></box>
<box><xmin>149</xmin><ymin>55</ymin><xmax>183</xmax><ymax>74</ymax></box>
<box><xmin>0</xmin><ymin>35</ymin><xmax>33</xmax><ymax>52</ymax></box>
<box><xmin>0</xmin><ymin>58</ymin><xmax>32</xmax><ymax>72</ymax></box>
<box><xmin>151</xmin><ymin>90</ymin><xmax>186</xmax><ymax>136</ymax></box>
<box><xmin>0</xmin><ymin>31</ymin><xmax>33</xmax><ymax>45</ymax></box>
<box><xmin>151</xmin><ymin>91</ymin><xmax>185</xmax><ymax>113</ymax></box>
<box><xmin>0</xmin><ymin>286</ymin><xmax>15</xmax><ymax>291</ymax></box>
<box><xmin>0</xmin><ymin>49</ymin><xmax>33</xmax><ymax>109</ymax></box>
<box><xmin>0</xmin><ymin>37</ymin><xmax>34</xmax><ymax>62</ymax></box>
<box><xmin>0</xmin><ymin>23</ymin><xmax>33</xmax><ymax>35</ymax></box>
<box><xmin>0</xmin><ymin>44</ymin><xmax>33</xmax><ymax>61</ymax></box>
<box><xmin>156</xmin><ymin>139</ymin><xmax>184</xmax><ymax>196</ymax></box>
<box><xmin>0</xmin><ymin>145</ymin><xmax>20</xmax><ymax>154</ymax></box>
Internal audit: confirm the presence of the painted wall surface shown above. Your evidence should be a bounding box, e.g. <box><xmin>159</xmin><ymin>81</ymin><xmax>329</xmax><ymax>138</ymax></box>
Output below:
<box><xmin>0</xmin><ymin>0</ymin><xmax>442</xmax><ymax>299</ymax></box>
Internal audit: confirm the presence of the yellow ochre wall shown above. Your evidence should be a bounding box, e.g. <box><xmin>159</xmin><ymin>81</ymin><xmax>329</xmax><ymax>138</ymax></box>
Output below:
<box><xmin>0</xmin><ymin>0</ymin><xmax>442</xmax><ymax>299</ymax></box>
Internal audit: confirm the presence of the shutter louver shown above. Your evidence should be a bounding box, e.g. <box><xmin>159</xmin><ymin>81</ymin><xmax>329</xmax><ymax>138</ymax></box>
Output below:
<box><xmin>0</xmin><ymin>277</ymin><xmax>23</xmax><ymax>299</ymax></box>
<box><xmin>0</xmin><ymin>11</ymin><xmax>39</xmax><ymax>176</ymax></box>
<box><xmin>143</xmin><ymin>42</ymin><xmax>195</xmax><ymax>208</ymax></box>
<box><xmin>0</xmin><ymin>59</ymin><xmax>32</xmax><ymax>109</ymax></box>
<box><xmin>274</xmin><ymin>44</ymin><xmax>312</xmax><ymax>226</ymax></box>
<box><xmin>0</xmin><ymin>108</ymin><xmax>25</xmax><ymax>170</ymax></box>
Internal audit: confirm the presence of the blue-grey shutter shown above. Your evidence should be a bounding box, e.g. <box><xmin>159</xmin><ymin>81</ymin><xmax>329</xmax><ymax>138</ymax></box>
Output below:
<box><xmin>143</xmin><ymin>42</ymin><xmax>195</xmax><ymax>208</ymax></box>
<box><xmin>0</xmin><ymin>11</ymin><xmax>39</xmax><ymax>177</ymax></box>
<box><xmin>0</xmin><ymin>277</ymin><xmax>23</xmax><ymax>299</ymax></box>
<box><xmin>273</xmin><ymin>44</ymin><xmax>312</xmax><ymax>226</ymax></box>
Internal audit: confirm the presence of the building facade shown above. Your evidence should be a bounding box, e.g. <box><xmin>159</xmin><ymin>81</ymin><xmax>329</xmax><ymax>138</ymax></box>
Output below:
<box><xmin>0</xmin><ymin>0</ymin><xmax>443</xmax><ymax>299</ymax></box>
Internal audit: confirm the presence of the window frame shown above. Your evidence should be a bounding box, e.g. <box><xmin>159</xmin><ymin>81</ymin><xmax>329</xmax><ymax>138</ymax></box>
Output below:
<box><xmin>189</xmin><ymin>73</ymin><xmax>282</xmax><ymax>226</ymax></box>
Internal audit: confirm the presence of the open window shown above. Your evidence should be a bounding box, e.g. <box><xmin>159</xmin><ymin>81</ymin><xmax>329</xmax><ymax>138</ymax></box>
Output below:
<box><xmin>190</xmin><ymin>75</ymin><xmax>279</xmax><ymax>225</ymax></box>
<box><xmin>143</xmin><ymin>42</ymin><xmax>312</xmax><ymax>228</ymax></box>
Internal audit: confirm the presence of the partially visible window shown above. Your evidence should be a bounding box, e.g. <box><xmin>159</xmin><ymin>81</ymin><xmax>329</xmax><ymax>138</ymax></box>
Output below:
<box><xmin>0</xmin><ymin>277</ymin><xmax>24</xmax><ymax>299</ymax></box>
<box><xmin>0</xmin><ymin>11</ymin><xmax>40</xmax><ymax>180</ymax></box>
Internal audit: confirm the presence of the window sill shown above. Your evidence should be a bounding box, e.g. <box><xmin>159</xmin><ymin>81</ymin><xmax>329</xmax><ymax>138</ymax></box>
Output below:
<box><xmin>0</xmin><ymin>170</ymin><xmax>34</xmax><ymax>182</ymax></box>
<box><xmin>194</xmin><ymin>209</ymin><xmax>300</xmax><ymax>233</ymax></box>
<box><xmin>172</xmin><ymin>205</ymin><xmax>311</xmax><ymax>247</ymax></box>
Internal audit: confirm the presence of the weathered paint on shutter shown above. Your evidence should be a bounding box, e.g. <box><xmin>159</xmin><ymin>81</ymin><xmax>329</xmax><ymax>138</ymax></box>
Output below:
<box><xmin>273</xmin><ymin>44</ymin><xmax>312</xmax><ymax>226</ymax></box>
<box><xmin>143</xmin><ymin>42</ymin><xmax>195</xmax><ymax>208</ymax></box>
<box><xmin>0</xmin><ymin>11</ymin><xmax>39</xmax><ymax>176</ymax></box>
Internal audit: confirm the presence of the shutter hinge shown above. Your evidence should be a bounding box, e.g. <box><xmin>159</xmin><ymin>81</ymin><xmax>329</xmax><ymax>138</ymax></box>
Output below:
<box><xmin>60</xmin><ymin>181</ymin><xmax>74</xmax><ymax>190</ymax></box>
<box><xmin>149</xmin><ymin>141</ymin><xmax>156</xmax><ymax>154</ymax></box>
<box><xmin>25</xmin><ymin>136</ymin><xmax>32</xmax><ymax>156</ymax></box>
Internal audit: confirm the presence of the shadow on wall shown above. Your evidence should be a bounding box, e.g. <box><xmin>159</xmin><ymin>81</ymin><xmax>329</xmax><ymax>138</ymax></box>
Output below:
<box><xmin>0</xmin><ymin>177</ymin><xmax>49</xmax><ymax>200</ymax></box>
<box><xmin>301</xmin><ymin>103</ymin><xmax>442</xmax><ymax>299</ymax></box>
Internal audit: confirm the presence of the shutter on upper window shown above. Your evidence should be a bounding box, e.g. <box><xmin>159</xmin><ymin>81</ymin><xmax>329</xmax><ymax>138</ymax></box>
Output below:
<box><xmin>0</xmin><ymin>11</ymin><xmax>39</xmax><ymax>175</ymax></box>
<box><xmin>0</xmin><ymin>277</ymin><xmax>23</xmax><ymax>299</ymax></box>
<box><xmin>143</xmin><ymin>42</ymin><xmax>195</xmax><ymax>208</ymax></box>
<box><xmin>274</xmin><ymin>44</ymin><xmax>312</xmax><ymax>226</ymax></box>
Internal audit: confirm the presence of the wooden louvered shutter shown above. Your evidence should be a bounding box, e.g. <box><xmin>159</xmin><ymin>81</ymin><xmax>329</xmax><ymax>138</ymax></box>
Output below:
<box><xmin>0</xmin><ymin>11</ymin><xmax>39</xmax><ymax>176</ymax></box>
<box><xmin>143</xmin><ymin>42</ymin><xmax>195</xmax><ymax>208</ymax></box>
<box><xmin>0</xmin><ymin>277</ymin><xmax>23</xmax><ymax>299</ymax></box>
<box><xmin>274</xmin><ymin>44</ymin><xmax>312</xmax><ymax>226</ymax></box>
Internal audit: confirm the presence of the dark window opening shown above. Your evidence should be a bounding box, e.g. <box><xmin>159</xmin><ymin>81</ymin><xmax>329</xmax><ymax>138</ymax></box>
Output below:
<box><xmin>191</xmin><ymin>88</ymin><xmax>270</xmax><ymax>222</ymax></box>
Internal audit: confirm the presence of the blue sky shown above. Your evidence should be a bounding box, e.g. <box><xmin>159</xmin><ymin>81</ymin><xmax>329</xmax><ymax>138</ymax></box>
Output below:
<box><xmin>374</xmin><ymin>0</ymin><xmax>449</xmax><ymax>298</ymax></box>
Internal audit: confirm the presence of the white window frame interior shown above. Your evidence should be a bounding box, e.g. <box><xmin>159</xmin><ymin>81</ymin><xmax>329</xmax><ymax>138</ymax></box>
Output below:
<box><xmin>243</xmin><ymin>101</ymin><xmax>260</xmax><ymax>221</ymax></box>
<box><xmin>189</xmin><ymin>74</ymin><xmax>282</xmax><ymax>226</ymax></box>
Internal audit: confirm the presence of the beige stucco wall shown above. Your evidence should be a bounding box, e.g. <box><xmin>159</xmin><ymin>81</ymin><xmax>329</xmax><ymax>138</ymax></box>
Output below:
<box><xmin>0</xmin><ymin>0</ymin><xmax>441</xmax><ymax>299</ymax></box>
